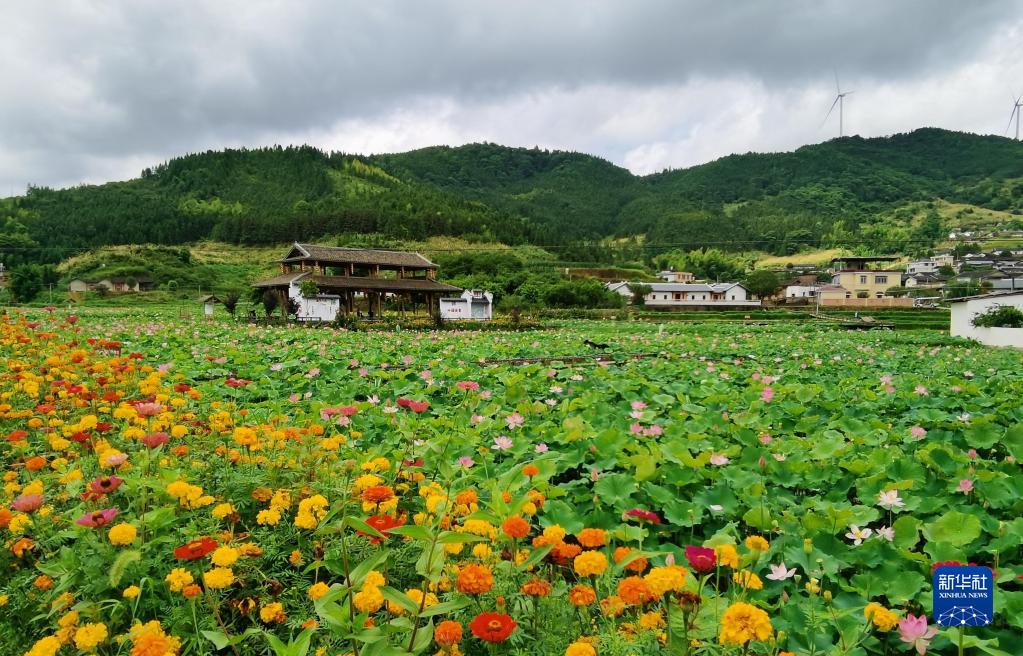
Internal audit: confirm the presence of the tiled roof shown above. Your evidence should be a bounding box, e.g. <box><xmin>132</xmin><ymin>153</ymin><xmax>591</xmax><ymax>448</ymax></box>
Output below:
<box><xmin>283</xmin><ymin>243</ymin><xmax>438</xmax><ymax>269</ymax></box>
<box><xmin>307</xmin><ymin>275</ymin><xmax>460</xmax><ymax>293</ymax></box>
<box><xmin>252</xmin><ymin>272</ymin><xmax>309</xmax><ymax>288</ymax></box>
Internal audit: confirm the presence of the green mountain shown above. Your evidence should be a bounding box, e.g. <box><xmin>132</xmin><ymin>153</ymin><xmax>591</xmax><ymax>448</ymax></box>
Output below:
<box><xmin>3</xmin><ymin>128</ymin><xmax>1023</xmax><ymax>266</ymax></box>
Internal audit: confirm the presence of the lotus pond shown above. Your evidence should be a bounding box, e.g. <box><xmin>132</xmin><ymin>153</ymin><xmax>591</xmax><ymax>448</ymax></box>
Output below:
<box><xmin>2</xmin><ymin>312</ymin><xmax>1022</xmax><ymax>656</ymax></box>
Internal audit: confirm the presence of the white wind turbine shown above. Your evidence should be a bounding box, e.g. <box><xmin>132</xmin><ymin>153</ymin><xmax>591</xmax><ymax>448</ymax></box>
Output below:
<box><xmin>1005</xmin><ymin>94</ymin><xmax>1023</xmax><ymax>140</ymax></box>
<box><xmin>823</xmin><ymin>73</ymin><xmax>853</xmax><ymax>137</ymax></box>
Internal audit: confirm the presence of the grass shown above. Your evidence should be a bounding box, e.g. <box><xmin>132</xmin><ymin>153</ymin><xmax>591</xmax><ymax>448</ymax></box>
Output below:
<box><xmin>755</xmin><ymin>248</ymin><xmax>850</xmax><ymax>268</ymax></box>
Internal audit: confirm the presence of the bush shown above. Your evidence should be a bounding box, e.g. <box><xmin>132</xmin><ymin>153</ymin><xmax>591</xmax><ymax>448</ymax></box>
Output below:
<box><xmin>972</xmin><ymin>304</ymin><xmax>1023</xmax><ymax>328</ymax></box>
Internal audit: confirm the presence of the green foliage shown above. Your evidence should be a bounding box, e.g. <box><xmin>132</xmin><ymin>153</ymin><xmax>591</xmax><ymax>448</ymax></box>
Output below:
<box><xmin>628</xmin><ymin>282</ymin><xmax>652</xmax><ymax>306</ymax></box>
<box><xmin>971</xmin><ymin>304</ymin><xmax>1023</xmax><ymax>328</ymax></box>
<box><xmin>657</xmin><ymin>248</ymin><xmax>751</xmax><ymax>281</ymax></box>
<box><xmin>9</xmin><ymin>264</ymin><xmax>43</xmax><ymax>302</ymax></box>
<box><xmin>744</xmin><ymin>269</ymin><xmax>781</xmax><ymax>299</ymax></box>
<box><xmin>298</xmin><ymin>280</ymin><xmax>319</xmax><ymax>298</ymax></box>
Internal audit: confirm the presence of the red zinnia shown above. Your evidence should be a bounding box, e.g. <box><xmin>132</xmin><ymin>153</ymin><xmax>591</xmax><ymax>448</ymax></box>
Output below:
<box><xmin>685</xmin><ymin>545</ymin><xmax>717</xmax><ymax>573</ymax></box>
<box><xmin>4</xmin><ymin>430</ymin><xmax>28</xmax><ymax>442</ymax></box>
<box><xmin>408</xmin><ymin>401</ymin><xmax>430</xmax><ymax>413</ymax></box>
<box><xmin>623</xmin><ymin>508</ymin><xmax>661</xmax><ymax>525</ymax></box>
<box><xmin>174</xmin><ymin>537</ymin><xmax>219</xmax><ymax>560</ymax></box>
<box><xmin>469</xmin><ymin>612</ymin><xmax>517</xmax><ymax>643</ymax></box>
<box><xmin>359</xmin><ymin>514</ymin><xmax>406</xmax><ymax>544</ymax></box>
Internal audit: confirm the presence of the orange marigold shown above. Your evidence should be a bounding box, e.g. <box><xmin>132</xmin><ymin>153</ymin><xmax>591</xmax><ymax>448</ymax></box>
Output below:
<box><xmin>454</xmin><ymin>490</ymin><xmax>478</xmax><ymax>506</ymax></box>
<box><xmin>618</xmin><ymin>576</ymin><xmax>656</xmax><ymax>605</ymax></box>
<box><xmin>435</xmin><ymin>620</ymin><xmax>463</xmax><ymax>646</ymax></box>
<box><xmin>568</xmin><ymin>584</ymin><xmax>597</xmax><ymax>606</ymax></box>
<box><xmin>502</xmin><ymin>516</ymin><xmax>530</xmax><ymax>539</ymax></box>
<box><xmin>552</xmin><ymin>541</ymin><xmax>582</xmax><ymax>564</ymax></box>
<box><xmin>576</xmin><ymin>528</ymin><xmax>607</xmax><ymax>548</ymax></box>
<box><xmin>456</xmin><ymin>564</ymin><xmax>494</xmax><ymax>595</ymax></box>
<box><xmin>599</xmin><ymin>594</ymin><xmax>626</xmax><ymax>617</ymax></box>
<box><xmin>522</xmin><ymin>464</ymin><xmax>540</xmax><ymax>477</ymax></box>
<box><xmin>613</xmin><ymin>546</ymin><xmax>648</xmax><ymax>573</ymax></box>
<box><xmin>520</xmin><ymin>578</ymin><xmax>552</xmax><ymax>597</ymax></box>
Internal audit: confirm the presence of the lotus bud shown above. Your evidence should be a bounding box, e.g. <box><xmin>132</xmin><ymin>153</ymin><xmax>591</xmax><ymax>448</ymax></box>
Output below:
<box><xmin>803</xmin><ymin>538</ymin><xmax>813</xmax><ymax>553</ymax></box>
<box><xmin>823</xmin><ymin>590</ymin><xmax>832</xmax><ymax>603</ymax></box>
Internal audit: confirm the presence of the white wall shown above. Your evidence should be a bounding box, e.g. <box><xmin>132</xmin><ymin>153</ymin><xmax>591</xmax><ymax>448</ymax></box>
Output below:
<box><xmin>951</xmin><ymin>294</ymin><xmax>1023</xmax><ymax>347</ymax></box>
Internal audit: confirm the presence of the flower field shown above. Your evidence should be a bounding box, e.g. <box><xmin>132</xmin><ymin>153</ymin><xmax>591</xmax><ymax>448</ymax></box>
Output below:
<box><xmin>2</xmin><ymin>310</ymin><xmax>1022</xmax><ymax>656</ymax></box>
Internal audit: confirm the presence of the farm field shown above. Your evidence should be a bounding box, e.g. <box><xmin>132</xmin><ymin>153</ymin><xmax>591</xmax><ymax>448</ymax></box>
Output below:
<box><xmin>2</xmin><ymin>312</ymin><xmax>1022</xmax><ymax>656</ymax></box>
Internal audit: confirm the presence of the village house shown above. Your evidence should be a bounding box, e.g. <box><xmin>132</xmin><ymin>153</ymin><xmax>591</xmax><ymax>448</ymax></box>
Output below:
<box><xmin>829</xmin><ymin>256</ymin><xmax>903</xmax><ymax>299</ymax></box>
<box><xmin>607</xmin><ymin>281</ymin><xmax>760</xmax><ymax>307</ymax></box>
<box><xmin>906</xmin><ymin>260</ymin><xmax>940</xmax><ymax>275</ymax></box>
<box><xmin>252</xmin><ymin>242</ymin><xmax>461</xmax><ymax>321</ymax></box>
<box><xmin>439</xmin><ymin>289</ymin><xmax>494</xmax><ymax>321</ymax></box>
<box><xmin>656</xmin><ymin>270</ymin><xmax>695</xmax><ymax>283</ymax></box>
<box><xmin>784</xmin><ymin>284</ymin><xmax>819</xmax><ymax>298</ymax></box>
<box><xmin>950</xmin><ymin>290</ymin><xmax>1023</xmax><ymax>348</ymax></box>
<box><xmin>69</xmin><ymin>277</ymin><xmax>155</xmax><ymax>293</ymax></box>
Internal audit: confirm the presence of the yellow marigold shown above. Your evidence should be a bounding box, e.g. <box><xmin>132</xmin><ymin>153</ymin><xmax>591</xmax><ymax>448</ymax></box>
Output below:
<box><xmin>212</xmin><ymin>503</ymin><xmax>235</xmax><ymax>519</ymax></box>
<box><xmin>568</xmin><ymin>584</ymin><xmax>597</xmax><ymax>606</ymax></box>
<box><xmin>123</xmin><ymin>585</ymin><xmax>141</xmax><ymax>599</ymax></box>
<box><xmin>353</xmin><ymin>585</ymin><xmax>385</xmax><ymax>613</ymax></box>
<box><xmin>294</xmin><ymin>494</ymin><xmax>328</xmax><ymax>529</ymax></box>
<box><xmin>718</xmin><ymin>602</ymin><xmax>773</xmax><ymax>645</ymax></box>
<box><xmin>573</xmin><ymin>550</ymin><xmax>609</xmax><ymax>577</ymax></box>
<box><xmin>576</xmin><ymin>528</ymin><xmax>607</xmax><ymax>548</ymax></box>
<box><xmin>8</xmin><ymin>513</ymin><xmax>32</xmax><ymax>535</ymax></box>
<box><xmin>364</xmin><ymin>570</ymin><xmax>386</xmax><ymax>587</ymax></box>
<box><xmin>644</xmin><ymin>566</ymin><xmax>688</xmax><ymax>596</ymax></box>
<box><xmin>864</xmin><ymin>602</ymin><xmax>899</xmax><ymax>632</ymax></box>
<box><xmin>543</xmin><ymin>525</ymin><xmax>566</xmax><ymax>542</ymax></box>
<box><xmin>210</xmin><ymin>546</ymin><xmax>240</xmax><ymax>567</ymax></box>
<box><xmin>388</xmin><ymin>588</ymin><xmax>438</xmax><ymax>615</ymax></box>
<box><xmin>108</xmin><ymin>523</ymin><xmax>137</xmax><ymax>546</ymax></box>
<box><xmin>256</xmin><ymin>508</ymin><xmax>281</xmax><ymax>525</ymax></box>
<box><xmin>638</xmin><ymin>610</ymin><xmax>665</xmax><ymax>630</ymax></box>
<box><xmin>23</xmin><ymin>636</ymin><xmax>61</xmax><ymax>656</ymax></box>
<box><xmin>166</xmin><ymin>569</ymin><xmax>193</xmax><ymax>595</ymax></box>
<box><xmin>354</xmin><ymin>473</ymin><xmax>384</xmax><ymax>491</ymax></box>
<box><xmin>73</xmin><ymin>623</ymin><xmax>108</xmax><ymax>652</ymax></box>
<box><xmin>714</xmin><ymin>544</ymin><xmax>740</xmax><ymax>568</ymax></box>
<box><xmin>129</xmin><ymin>621</ymin><xmax>181</xmax><ymax>656</ymax></box>
<box><xmin>462</xmin><ymin>519</ymin><xmax>497</xmax><ymax>538</ymax></box>
<box><xmin>308</xmin><ymin>582</ymin><xmax>330</xmax><ymax>601</ymax></box>
<box><xmin>171</xmin><ymin>425</ymin><xmax>188</xmax><ymax>438</ymax></box>
<box><xmin>456</xmin><ymin>564</ymin><xmax>494</xmax><ymax>594</ymax></box>
<box><xmin>260</xmin><ymin>602</ymin><xmax>286</xmax><ymax>623</ymax></box>
<box><xmin>202</xmin><ymin>567</ymin><xmax>234</xmax><ymax>589</ymax></box>
<box><xmin>58</xmin><ymin>610</ymin><xmax>80</xmax><ymax>628</ymax></box>
<box><xmin>744</xmin><ymin>535</ymin><xmax>770</xmax><ymax>552</ymax></box>
<box><xmin>732</xmin><ymin>570</ymin><xmax>763</xmax><ymax>590</ymax></box>
<box><xmin>565</xmin><ymin>641</ymin><xmax>596</xmax><ymax>656</ymax></box>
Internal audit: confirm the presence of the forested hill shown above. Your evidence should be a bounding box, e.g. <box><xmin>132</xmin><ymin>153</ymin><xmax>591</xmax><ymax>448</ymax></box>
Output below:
<box><xmin>3</xmin><ymin>128</ymin><xmax>1023</xmax><ymax>265</ymax></box>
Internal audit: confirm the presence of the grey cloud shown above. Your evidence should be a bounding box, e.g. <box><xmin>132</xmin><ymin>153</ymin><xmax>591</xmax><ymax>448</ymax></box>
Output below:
<box><xmin>0</xmin><ymin>0</ymin><xmax>1020</xmax><ymax>190</ymax></box>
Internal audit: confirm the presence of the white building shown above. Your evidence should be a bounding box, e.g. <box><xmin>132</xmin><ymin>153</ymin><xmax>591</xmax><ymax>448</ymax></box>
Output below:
<box><xmin>784</xmin><ymin>285</ymin><xmax>818</xmax><ymax>298</ymax></box>
<box><xmin>906</xmin><ymin>260</ymin><xmax>939</xmax><ymax>275</ymax></box>
<box><xmin>607</xmin><ymin>282</ymin><xmax>760</xmax><ymax>307</ymax></box>
<box><xmin>950</xmin><ymin>291</ymin><xmax>1023</xmax><ymax>348</ymax></box>
<box><xmin>440</xmin><ymin>289</ymin><xmax>493</xmax><ymax>320</ymax></box>
<box><xmin>657</xmin><ymin>270</ymin><xmax>695</xmax><ymax>283</ymax></box>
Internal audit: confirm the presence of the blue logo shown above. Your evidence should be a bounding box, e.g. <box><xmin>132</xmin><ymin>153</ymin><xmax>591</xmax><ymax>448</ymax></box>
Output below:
<box><xmin>932</xmin><ymin>565</ymin><xmax>993</xmax><ymax>627</ymax></box>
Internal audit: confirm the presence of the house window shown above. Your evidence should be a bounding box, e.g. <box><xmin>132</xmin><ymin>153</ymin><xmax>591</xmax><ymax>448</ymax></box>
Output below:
<box><xmin>845</xmin><ymin>292</ymin><xmax>852</xmax><ymax>299</ymax></box>
<box><xmin>673</xmin><ymin>293</ymin><xmax>681</xmax><ymax>300</ymax></box>
<box><xmin>875</xmin><ymin>275</ymin><xmax>888</xmax><ymax>285</ymax></box>
<box><xmin>859</xmin><ymin>275</ymin><xmax>868</xmax><ymax>284</ymax></box>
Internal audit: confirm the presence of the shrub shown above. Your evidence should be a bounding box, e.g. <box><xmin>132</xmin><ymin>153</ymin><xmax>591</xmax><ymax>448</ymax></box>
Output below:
<box><xmin>972</xmin><ymin>304</ymin><xmax>1023</xmax><ymax>328</ymax></box>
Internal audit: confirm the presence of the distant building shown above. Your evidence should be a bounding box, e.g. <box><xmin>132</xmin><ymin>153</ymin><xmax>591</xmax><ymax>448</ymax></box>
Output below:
<box><xmin>252</xmin><ymin>242</ymin><xmax>460</xmax><ymax>321</ymax></box>
<box><xmin>607</xmin><ymin>281</ymin><xmax>760</xmax><ymax>307</ymax></box>
<box><xmin>906</xmin><ymin>260</ymin><xmax>939</xmax><ymax>275</ymax></box>
<box><xmin>829</xmin><ymin>256</ymin><xmax>902</xmax><ymax>299</ymax></box>
<box><xmin>784</xmin><ymin>284</ymin><xmax>818</xmax><ymax>298</ymax></box>
<box><xmin>439</xmin><ymin>289</ymin><xmax>493</xmax><ymax>320</ymax></box>
<box><xmin>657</xmin><ymin>270</ymin><xmax>695</xmax><ymax>283</ymax></box>
<box><xmin>950</xmin><ymin>291</ymin><xmax>1023</xmax><ymax>348</ymax></box>
<box><xmin>68</xmin><ymin>279</ymin><xmax>90</xmax><ymax>293</ymax></box>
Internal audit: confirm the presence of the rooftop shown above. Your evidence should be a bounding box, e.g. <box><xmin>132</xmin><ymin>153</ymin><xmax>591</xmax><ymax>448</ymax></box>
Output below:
<box><xmin>282</xmin><ymin>242</ymin><xmax>438</xmax><ymax>269</ymax></box>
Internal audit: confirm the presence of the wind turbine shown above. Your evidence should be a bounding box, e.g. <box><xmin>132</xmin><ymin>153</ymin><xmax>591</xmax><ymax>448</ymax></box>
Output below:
<box><xmin>1006</xmin><ymin>94</ymin><xmax>1023</xmax><ymax>140</ymax></box>
<box><xmin>823</xmin><ymin>73</ymin><xmax>853</xmax><ymax>137</ymax></box>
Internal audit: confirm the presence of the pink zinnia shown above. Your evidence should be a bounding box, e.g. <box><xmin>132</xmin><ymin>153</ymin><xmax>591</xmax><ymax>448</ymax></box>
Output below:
<box><xmin>133</xmin><ymin>402</ymin><xmax>164</xmax><ymax>417</ymax></box>
<box><xmin>141</xmin><ymin>432</ymin><xmax>169</xmax><ymax>448</ymax></box>
<box><xmin>76</xmin><ymin>508</ymin><xmax>119</xmax><ymax>528</ymax></box>
<box><xmin>456</xmin><ymin>381</ymin><xmax>480</xmax><ymax>391</ymax></box>
<box><xmin>11</xmin><ymin>494</ymin><xmax>44</xmax><ymax>513</ymax></box>
<box><xmin>89</xmin><ymin>475</ymin><xmax>124</xmax><ymax>496</ymax></box>
<box><xmin>898</xmin><ymin>614</ymin><xmax>937</xmax><ymax>655</ymax></box>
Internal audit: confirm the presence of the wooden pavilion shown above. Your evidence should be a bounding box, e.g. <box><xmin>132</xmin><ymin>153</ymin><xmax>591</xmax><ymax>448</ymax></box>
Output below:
<box><xmin>252</xmin><ymin>243</ymin><xmax>461</xmax><ymax>319</ymax></box>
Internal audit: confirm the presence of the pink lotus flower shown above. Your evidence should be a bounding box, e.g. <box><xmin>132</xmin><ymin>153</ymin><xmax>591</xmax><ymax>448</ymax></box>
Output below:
<box><xmin>534</xmin><ymin>443</ymin><xmax>548</xmax><ymax>453</ymax></box>
<box><xmin>630</xmin><ymin>423</ymin><xmax>643</xmax><ymax>434</ymax></box>
<box><xmin>914</xmin><ymin>385</ymin><xmax>929</xmax><ymax>396</ymax></box>
<box><xmin>898</xmin><ymin>614</ymin><xmax>937</xmax><ymax>655</ymax></box>
<box><xmin>11</xmin><ymin>494</ymin><xmax>44</xmax><ymax>513</ymax></box>
<box><xmin>457</xmin><ymin>456</ymin><xmax>475</xmax><ymax>468</ymax></box>
<box><xmin>630</xmin><ymin>400</ymin><xmax>647</xmax><ymax>410</ymax></box>
<box><xmin>505</xmin><ymin>412</ymin><xmax>524</xmax><ymax>429</ymax></box>
<box><xmin>76</xmin><ymin>508</ymin><xmax>119</xmax><ymax>528</ymax></box>
<box><xmin>760</xmin><ymin>387</ymin><xmax>774</xmax><ymax>402</ymax></box>
<box><xmin>958</xmin><ymin>479</ymin><xmax>974</xmax><ymax>494</ymax></box>
<box><xmin>766</xmin><ymin>562</ymin><xmax>797</xmax><ymax>581</ymax></box>
<box><xmin>710</xmin><ymin>453</ymin><xmax>729</xmax><ymax>466</ymax></box>
<box><xmin>910</xmin><ymin>426</ymin><xmax>927</xmax><ymax>439</ymax></box>
<box><xmin>492</xmin><ymin>436</ymin><xmax>513</xmax><ymax>451</ymax></box>
<box><xmin>758</xmin><ymin>433</ymin><xmax>773</xmax><ymax>445</ymax></box>
<box><xmin>142</xmin><ymin>432</ymin><xmax>169</xmax><ymax>448</ymax></box>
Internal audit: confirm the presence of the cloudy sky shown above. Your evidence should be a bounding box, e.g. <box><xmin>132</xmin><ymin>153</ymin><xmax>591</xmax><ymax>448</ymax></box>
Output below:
<box><xmin>4</xmin><ymin>0</ymin><xmax>1023</xmax><ymax>193</ymax></box>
